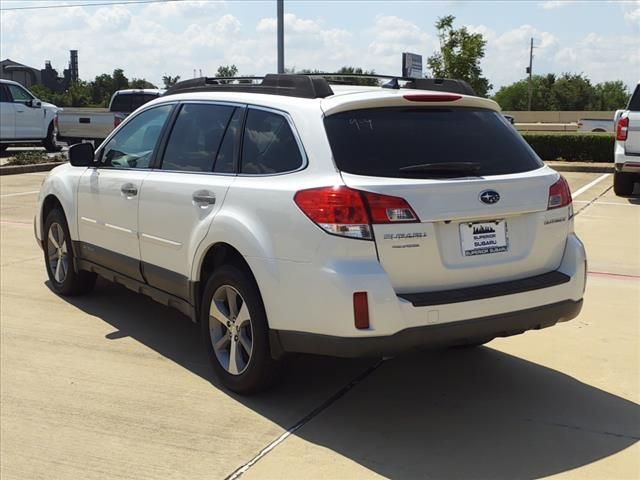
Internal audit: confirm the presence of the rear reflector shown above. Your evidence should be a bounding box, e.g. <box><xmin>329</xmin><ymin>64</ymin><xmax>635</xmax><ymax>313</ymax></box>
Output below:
<box><xmin>548</xmin><ymin>175</ymin><xmax>572</xmax><ymax>210</ymax></box>
<box><xmin>403</xmin><ymin>94</ymin><xmax>462</xmax><ymax>102</ymax></box>
<box><xmin>353</xmin><ymin>292</ymin><xmax>370</xmax><ymax>329</ymax></box>
<box><xmin>616</xmin><ymin>116</ymin><xmax>629</xmax><ymax>141</ymax></box>
<box><xmin>294</xmin><ymin>186</ymin><xmax>419</xmax><ymax>240</ymax></box>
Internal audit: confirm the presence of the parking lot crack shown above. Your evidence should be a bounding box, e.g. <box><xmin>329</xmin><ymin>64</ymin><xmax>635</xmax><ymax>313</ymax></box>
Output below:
<box><xmin>573</xmin><ymin>185</ymin><xmax>614</xmax><ymax>217</ymax></box>
<box><xmin>524</xmin><ymin>418</ymin><xmax>640</xmax><ymax>440</ymax></box>
<box><xmin>224</xmin><ymin>359</ymin><xmax>386</xmax><ymax>480</ymax></box>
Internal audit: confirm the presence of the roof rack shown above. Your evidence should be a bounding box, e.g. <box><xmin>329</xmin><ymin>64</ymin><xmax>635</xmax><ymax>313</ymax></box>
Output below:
<box><xmin>164</xmin><ymin>74</ymin><xmax>334</xmax><ymax>99</ymax></box>
<box><xmin>163</xmin><ymin>73</ymin><xmax>477</xmax><ymax>99</ymax></box>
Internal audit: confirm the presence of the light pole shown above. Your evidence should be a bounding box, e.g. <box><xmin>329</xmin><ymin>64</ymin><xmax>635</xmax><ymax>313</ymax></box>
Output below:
<box><xmin>277</xmin><ymin>0</ymin><xmax>284</xmax><ymax>73</ymax></box>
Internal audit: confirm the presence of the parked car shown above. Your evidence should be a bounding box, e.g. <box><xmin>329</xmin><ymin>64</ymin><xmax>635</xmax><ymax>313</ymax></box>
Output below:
<box><xmin>35</xmin><ymin>74</ymin><xmax>586</xmax><ymax>393</ymax></box>
<box><xmin>577</xmin><ymin>118</ymin><xmax>614</xmax><ymax>133</ymax></box>
<box><xmin>58</xmin><ymin>88</ymin><xmax>164</xmax><ymax>146</ymax></box>
<box><xmin>613</xmin><ymin>82</ymin><xmax>640</xmax><ymax>196</ymax></box>
<box><xmin>0</xmin><ymin>79</ymin><xmax>61</xmax><ymax>152</ymax></box>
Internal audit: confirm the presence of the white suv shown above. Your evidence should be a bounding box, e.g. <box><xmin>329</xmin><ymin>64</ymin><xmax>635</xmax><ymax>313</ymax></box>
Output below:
<box><xmin>613</xmin><ymin>81</ymin><xmax>640</xmax><ymax>196</ymax></box>
<box><xmin>35</xmin><ymin>74</ymin><xmax>586</xmax><ymax>393</ymax></box>
<box><xmin>0</xmin><ymin>79</ymin><xmax>61</xmax><ymax>152</ymax></box>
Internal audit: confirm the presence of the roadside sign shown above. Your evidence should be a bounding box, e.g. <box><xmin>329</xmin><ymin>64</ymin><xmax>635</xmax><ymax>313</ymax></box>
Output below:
<box><xmin>402</xmin><ymin>52</ymin><xmax>423</xmax><ymax>78</ymax></box>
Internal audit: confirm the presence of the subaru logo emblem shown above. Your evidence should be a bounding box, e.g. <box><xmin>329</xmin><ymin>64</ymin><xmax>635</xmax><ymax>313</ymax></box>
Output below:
<box><xmin>479</xmin><ymin>190</ymin><xmax>500</xmax><ymax>205</ymax></box>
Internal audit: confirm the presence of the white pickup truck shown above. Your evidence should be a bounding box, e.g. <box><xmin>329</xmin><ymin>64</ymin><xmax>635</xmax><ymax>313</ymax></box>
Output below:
<box><xmin>0</xmin><ymin>79</ymin><xmax>62</xmax><ymax>152</ymax></box>
<box><xmin>58</xmin><ymin>89</ymin><xmax>163</xmax><ymax>146</ymax></box>
<box><xmin>576</xmin><ymin>118</ymin><xmax>614</xmax><ymax>133</ymax></box>
<box><xmin>613</xmin><ymin>82</ymin><xmax>640</xmax><ymax>196</ymax></box>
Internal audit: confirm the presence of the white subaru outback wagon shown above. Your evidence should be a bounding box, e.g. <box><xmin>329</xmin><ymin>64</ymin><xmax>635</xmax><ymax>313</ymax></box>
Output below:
<box><xmin>35</xmin><ymin>74</ymin><xmax>586</xmax><ymax>393</ymax></box>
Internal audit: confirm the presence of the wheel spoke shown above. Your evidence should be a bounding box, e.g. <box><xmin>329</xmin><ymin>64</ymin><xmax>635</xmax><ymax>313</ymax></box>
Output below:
<box><xmin>60</xmin><ymin>239</ymin><xmax>67</xmax><ymax>254</ymax></box>
<box><xmin>226</xmin><ymin>287</ymin><xmax>239</xmax><ymax>319</ymax></box>
<box><xmin>48</xmin><ymin>228</ymin><xmax>59</xmax><ymax>249</ymax></box>
<box><xmin>213</xmin><ymin>333</ymin><xmax>230</xmax><ymax>352</ymax></box>
<box><xmin>228</xmin><ymin>337</ymin><xmax>241</xmax><ymax>375</ymax></box>
<box><xmin>55</xmin><ymin>258</ymin><xmax>63</xmax><ymax>283</ymax></box>
<box><xmin>236</xmin><ymin>302</ymin><xmax>250</xmax><ymax>327</ymax></box>
<box><xmin>209</xmin><ymin>301</ymin><xmax>230</xmax><ymax>325</ymax></box>
<box><xmin>61</xmin><ymin>258</ymin><xmax>68</xmax><ymax>279</ymax></box>
<box><xmin>238</xmin><ymin>329</ymin><xmax>252</xmax><ymax>356</ymax></box>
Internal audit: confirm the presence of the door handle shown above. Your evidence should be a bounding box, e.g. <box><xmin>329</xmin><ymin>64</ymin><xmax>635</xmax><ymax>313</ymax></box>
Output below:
<box><xmin>121</xmin><ymin>183</ymin><xmax>138</xmax><ymax>197</ymax></box>
<box><xmin>192</xmin><ymin>190</ymin><xmax>216</xmax><ymax>207</ymax></box>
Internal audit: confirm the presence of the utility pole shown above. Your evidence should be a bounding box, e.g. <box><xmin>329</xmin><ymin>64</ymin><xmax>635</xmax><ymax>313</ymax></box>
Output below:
<box><xmin>277</xmin><ymin>0</ymin><xmax>284</xmax><ymax>73</ymax></box>
<box><xmin>527</xmin><ymin>37</ymin><xmax>534</xmax><ymax>111</ymax></box>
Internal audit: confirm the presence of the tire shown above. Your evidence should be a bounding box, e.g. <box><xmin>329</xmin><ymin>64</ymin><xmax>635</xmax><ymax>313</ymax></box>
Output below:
<box><xmin>200</xmin><ymin>264</ymin><xmax>281</xmax><ymax>394</ymax></box>
<box><xmin>613</xmin><ymin>171</ymin><xmax>635</xmax><ymax>196</ymax></box>
<box><xmin>0</xmin><ymin>144</ymin><xmax>7</xmax><ymax>153</ymax></box>
<box><xmin>43</xmin><ymin>209</ymin><xmax>97</xmax><ymax>296</ymax></box>
<box><xmin>42</xmin><ymin>122</ymin><xmax>62</xmax><ymax>152</ymax></box>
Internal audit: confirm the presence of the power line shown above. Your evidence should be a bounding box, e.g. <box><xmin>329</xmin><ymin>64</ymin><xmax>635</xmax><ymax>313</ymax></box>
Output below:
<box><xmin>0</xmin><ymin>0</ymin><xmax>183</xmax><ymax>11</ymax></box>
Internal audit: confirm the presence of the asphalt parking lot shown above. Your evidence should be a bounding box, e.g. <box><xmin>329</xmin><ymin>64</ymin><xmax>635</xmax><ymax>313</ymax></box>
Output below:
<box><xmin>1</xmin><ymin>171</ymin><xmax>638</xmax><ymax>479</ymax></box>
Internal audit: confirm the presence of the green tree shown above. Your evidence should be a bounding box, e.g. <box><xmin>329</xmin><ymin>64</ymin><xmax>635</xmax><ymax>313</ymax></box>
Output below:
<box><xmin>427</xmin><ymin>15</ymin><xmax>492</xmax><ymax>97</ymax></box>
<box><xmin>129</xmin><ymin>78</ymin><xmax>157</xmax><ymax>89</ymax></box>
<box><xmin>593</xmin><ymin>81</ymin><xmax>630</xmax><ymax>110</ymax></box>
<box><xmin>112</xmin><ymin>68</ymin><xmax>129</xmax><ymax>91</ymax></box>
<box><xmin>91</xmin><ymin>73</ymin><xmax>114</xmax><ymax>106</ymax></box>
<box><xmin>215</xmin><ymin>64</ymin><xmax>238</xmax><ymax>78</ymax></box>
<box><xmin>162</xmin><ymin>75</ymin><xmax>181</xmax><ymax>88</ymax></box>
<box><xmin>334</xmin><ymin>66</ymin><xmax>379</xmax><ymax>86</ymax></box>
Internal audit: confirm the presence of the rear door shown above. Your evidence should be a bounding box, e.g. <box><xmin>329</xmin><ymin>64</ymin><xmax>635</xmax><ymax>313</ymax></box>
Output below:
<box><xmin>137</xmin><ymin>102</ymin><xmax>242</xmax><ymax>299</ymax></box>
<box><xmin>77</xmin><ymin>104</ymin><xmax>174</xmax><ymax>281</ymax></box>
<box><xmin>324</xmin><ymin>106</ymin><xmax>570</xmax><ymax>294</ymax></box>
<box><xmin>0</xmin><ymin>84</ymin><xmax>15</xmax><ymax>139</ymax></box>
<box><xmin>624</xmin><ymin>85</ymin><xmax>640</xmax><ymax>155</ymax></box>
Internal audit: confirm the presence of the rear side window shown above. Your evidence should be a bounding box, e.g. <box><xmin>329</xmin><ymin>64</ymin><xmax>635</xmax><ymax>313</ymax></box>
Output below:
<box><xmin>161</xmin><ymin>103</ymin><xmax>234</xmax><ymax>172</ymax></box>
<box><xmin>324</xmin><ymin>108</ymin><xmax>543</xmax><ymax>178</ymax></box>
<box><xmin>110</xmin><ymin>93</ymin><xmax>159</xmax><ymax>113</ymax></box>
<box><xmin>628</xmin><ymin>85</ymin><xmax>640</xmax><ymax>111</ymax></box>
<box><xmin>241</xmin><ymin>109</ymin><xmax>303</xmax><ymax>174</ymax></box>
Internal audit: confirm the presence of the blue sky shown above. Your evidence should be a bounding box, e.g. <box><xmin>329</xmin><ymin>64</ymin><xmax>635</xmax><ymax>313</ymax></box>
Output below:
<box><xmin>1</xmin><ymin>0</ymin><xmax>638</xmax><ymax>92</ymax></box>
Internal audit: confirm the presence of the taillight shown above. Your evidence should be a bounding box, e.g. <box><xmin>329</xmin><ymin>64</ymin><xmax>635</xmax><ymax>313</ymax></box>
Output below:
<box><xmin>616</xmin><ymin>116</ymin><xmax>629</xmax><ymax>141</ymax></box>
<box><xmin>548</xmin><ymin>176</ymin><xmax>572</xmax><ymax>210</ymax></box>
<box><xmin>54</xmin><ymin>114</ymin><xmax>59</xmax><ymax>130</ymax></box>
<box><xmin>114</xmin><ymin>116</ymin><xmax>123</xmax><ymax>129</ymax></box>
<box><xmin>293</xmin><ymin>186</ymin><xmax>419</xmax><ymax>240</ymax></box>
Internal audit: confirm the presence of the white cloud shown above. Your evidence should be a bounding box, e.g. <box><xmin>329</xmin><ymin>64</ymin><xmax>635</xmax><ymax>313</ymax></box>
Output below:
<box><xmin>366</xmin><ymin>16</ymin><xmax>432</xmax><ymax>72</ymax></box>
<box><xmin>539</xmin><ymin>0</ymin><xmax>578</xmax><ymax>10</ymax></box>
<box><xmin>623</xmin><ymin>0</ymin><xmax>640</xmax><ymax>29</ymax></box>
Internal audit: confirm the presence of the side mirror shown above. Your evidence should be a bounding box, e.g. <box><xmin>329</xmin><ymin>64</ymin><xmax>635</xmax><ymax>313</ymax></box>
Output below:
<box><xmin>27</xmin><ymin>99</ymin><xmax>42</xmax><ymax>108</ymax></box>
<box><xmin>69</xmin><ymin>142</ymin><xmax>95</xmax><ymax>167</ymax></box>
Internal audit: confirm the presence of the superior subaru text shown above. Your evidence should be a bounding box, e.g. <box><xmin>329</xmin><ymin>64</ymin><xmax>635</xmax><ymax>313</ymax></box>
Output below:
<box><xmin>35</xmin><ymin>74</ymin><xmax>586</xmax><ymax>393</ymax></box>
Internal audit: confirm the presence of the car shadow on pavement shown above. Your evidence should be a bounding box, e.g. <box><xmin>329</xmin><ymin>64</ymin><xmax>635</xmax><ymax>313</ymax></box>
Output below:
<box><xmin>54</xmin><ymin>279</ymin><xmax>639</xmax><ymax>480</ymax></box>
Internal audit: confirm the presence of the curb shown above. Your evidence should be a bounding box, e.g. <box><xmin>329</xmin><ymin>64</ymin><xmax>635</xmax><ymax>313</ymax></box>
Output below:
<box><xmin>0</xmin><ymin>162</ymin><xmax>63</xmax><ymax>176</ymax></box>
<box><xmin>545</xmin><ymin>162</ymin><xmax>614</xmax><ymax>174</ymax></box>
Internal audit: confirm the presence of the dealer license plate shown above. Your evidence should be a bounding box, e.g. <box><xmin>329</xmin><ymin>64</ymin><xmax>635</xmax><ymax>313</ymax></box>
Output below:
<box><xmin>459</xmin><ymin>220</ymin><xmax>508</xmax><ymax>256</ymax></box>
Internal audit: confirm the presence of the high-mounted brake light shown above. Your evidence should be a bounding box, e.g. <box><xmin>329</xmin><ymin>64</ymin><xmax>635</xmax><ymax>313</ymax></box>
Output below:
<box><xmin>616</xmin><ymin>116</ymin><xmax>629</xmax><ymax>141</ymax></box>
<box><xmin>294</xmin><ymin>186</ymin><xmax>419</xmax><ymax>240</ymax></box>
<box><xmin>548</xmin><ymin>176</ymin><xmax>572</xmax><ymax>210</ymax></box>
<box><xmin>403</xmin><ymin>94</ymin><xmax>462</xmax><ymax>102</ymax></box>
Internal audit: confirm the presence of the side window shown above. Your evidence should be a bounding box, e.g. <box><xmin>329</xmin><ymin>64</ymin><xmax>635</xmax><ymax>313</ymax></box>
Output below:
<box><xmin>101</xmin><ymin>104</ymin><xmax>172</xmax><ymax>169</ymax></box>
<box><xmin>241</xmin><ymin>109</ymin><xmax>303</xmax><ymax>174</ymax></box>
<box><xmin>7</xmin><ymin>84</ymin><xmax>33</xmax><ymax>103</ymax></box>
<box><xmin>214</xmin><ymin>107</ymin><xmax>244</xmax><ymax>173</ymax></box>
<box><xmin>0</xmin><ymin>86</ymin><xmax>10</xmax><ymax>103</ymax></box>
<box><xmin>161</xmin><ymin>103</ymin><xmax>234</xmax><ymax>172</ymax></box>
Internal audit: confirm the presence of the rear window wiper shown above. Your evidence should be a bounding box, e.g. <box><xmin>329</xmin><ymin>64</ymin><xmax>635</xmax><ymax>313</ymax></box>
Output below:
<box><xmin>398</xmin><ymin>162</ymin><xmax>482</xmax><ymax>174</ymax></box>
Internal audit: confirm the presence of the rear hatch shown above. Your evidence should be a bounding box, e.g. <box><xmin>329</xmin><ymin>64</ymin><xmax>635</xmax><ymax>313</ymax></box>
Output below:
<box><xmin>323</xmin><ymin>98</ymin><xmax>572</xmax><ymax>294</ymax></box>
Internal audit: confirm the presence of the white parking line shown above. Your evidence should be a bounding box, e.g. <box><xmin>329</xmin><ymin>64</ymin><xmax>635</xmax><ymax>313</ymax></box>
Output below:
<box><xmin>0</xmin><ymin>190</ymin><xmax>40</xmax><ymax>198</ymax></box>
<box><xmin>571</xmin><ymin>174</ymin><xmax>610</xmax><ymax>199</ymax></box>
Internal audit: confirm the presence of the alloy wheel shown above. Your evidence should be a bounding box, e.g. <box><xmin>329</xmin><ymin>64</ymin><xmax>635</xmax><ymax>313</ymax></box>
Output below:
<box><xmin>209</xmin><ymin>285</ymin><xmax>254</xmax><ymax>375</ymax></box>
<box><xmin>47</xmin><ymin>222</ymin><xmax>68</xmax><ymax>284</ymax></box>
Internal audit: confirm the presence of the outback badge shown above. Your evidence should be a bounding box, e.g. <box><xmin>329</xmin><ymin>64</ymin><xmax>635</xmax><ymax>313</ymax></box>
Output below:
<box><xmin>479</xmin><ymin>190</ymin><xmax>500</xmax><ymax>205</ymax></box>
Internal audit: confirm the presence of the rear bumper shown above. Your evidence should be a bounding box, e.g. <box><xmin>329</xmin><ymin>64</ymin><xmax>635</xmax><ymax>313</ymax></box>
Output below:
<box><xmin>614</xmin><ymin>142</ymin><xmax>640</xmax><ymax>172</ymax></box>
<box><xmin>273</xmin><ymin>299</ymin><xmax>583</xmax><ymax>357</ymax></box>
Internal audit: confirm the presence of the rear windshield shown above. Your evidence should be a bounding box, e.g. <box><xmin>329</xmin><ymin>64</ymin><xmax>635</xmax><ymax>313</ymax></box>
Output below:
<box><xmin>110</xmin><ymin>93</ymin><xmax>160</xmax><ymax>113</ymax></box>
<box><xmin>324</xmin><ymin>108</ymin><xmax>543</xmax><ymax>178</ymax></box>
<box><xmin>628</xmin><ymin>85</ymin><xmax>640</xmax><ymax>111</ymax></box>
